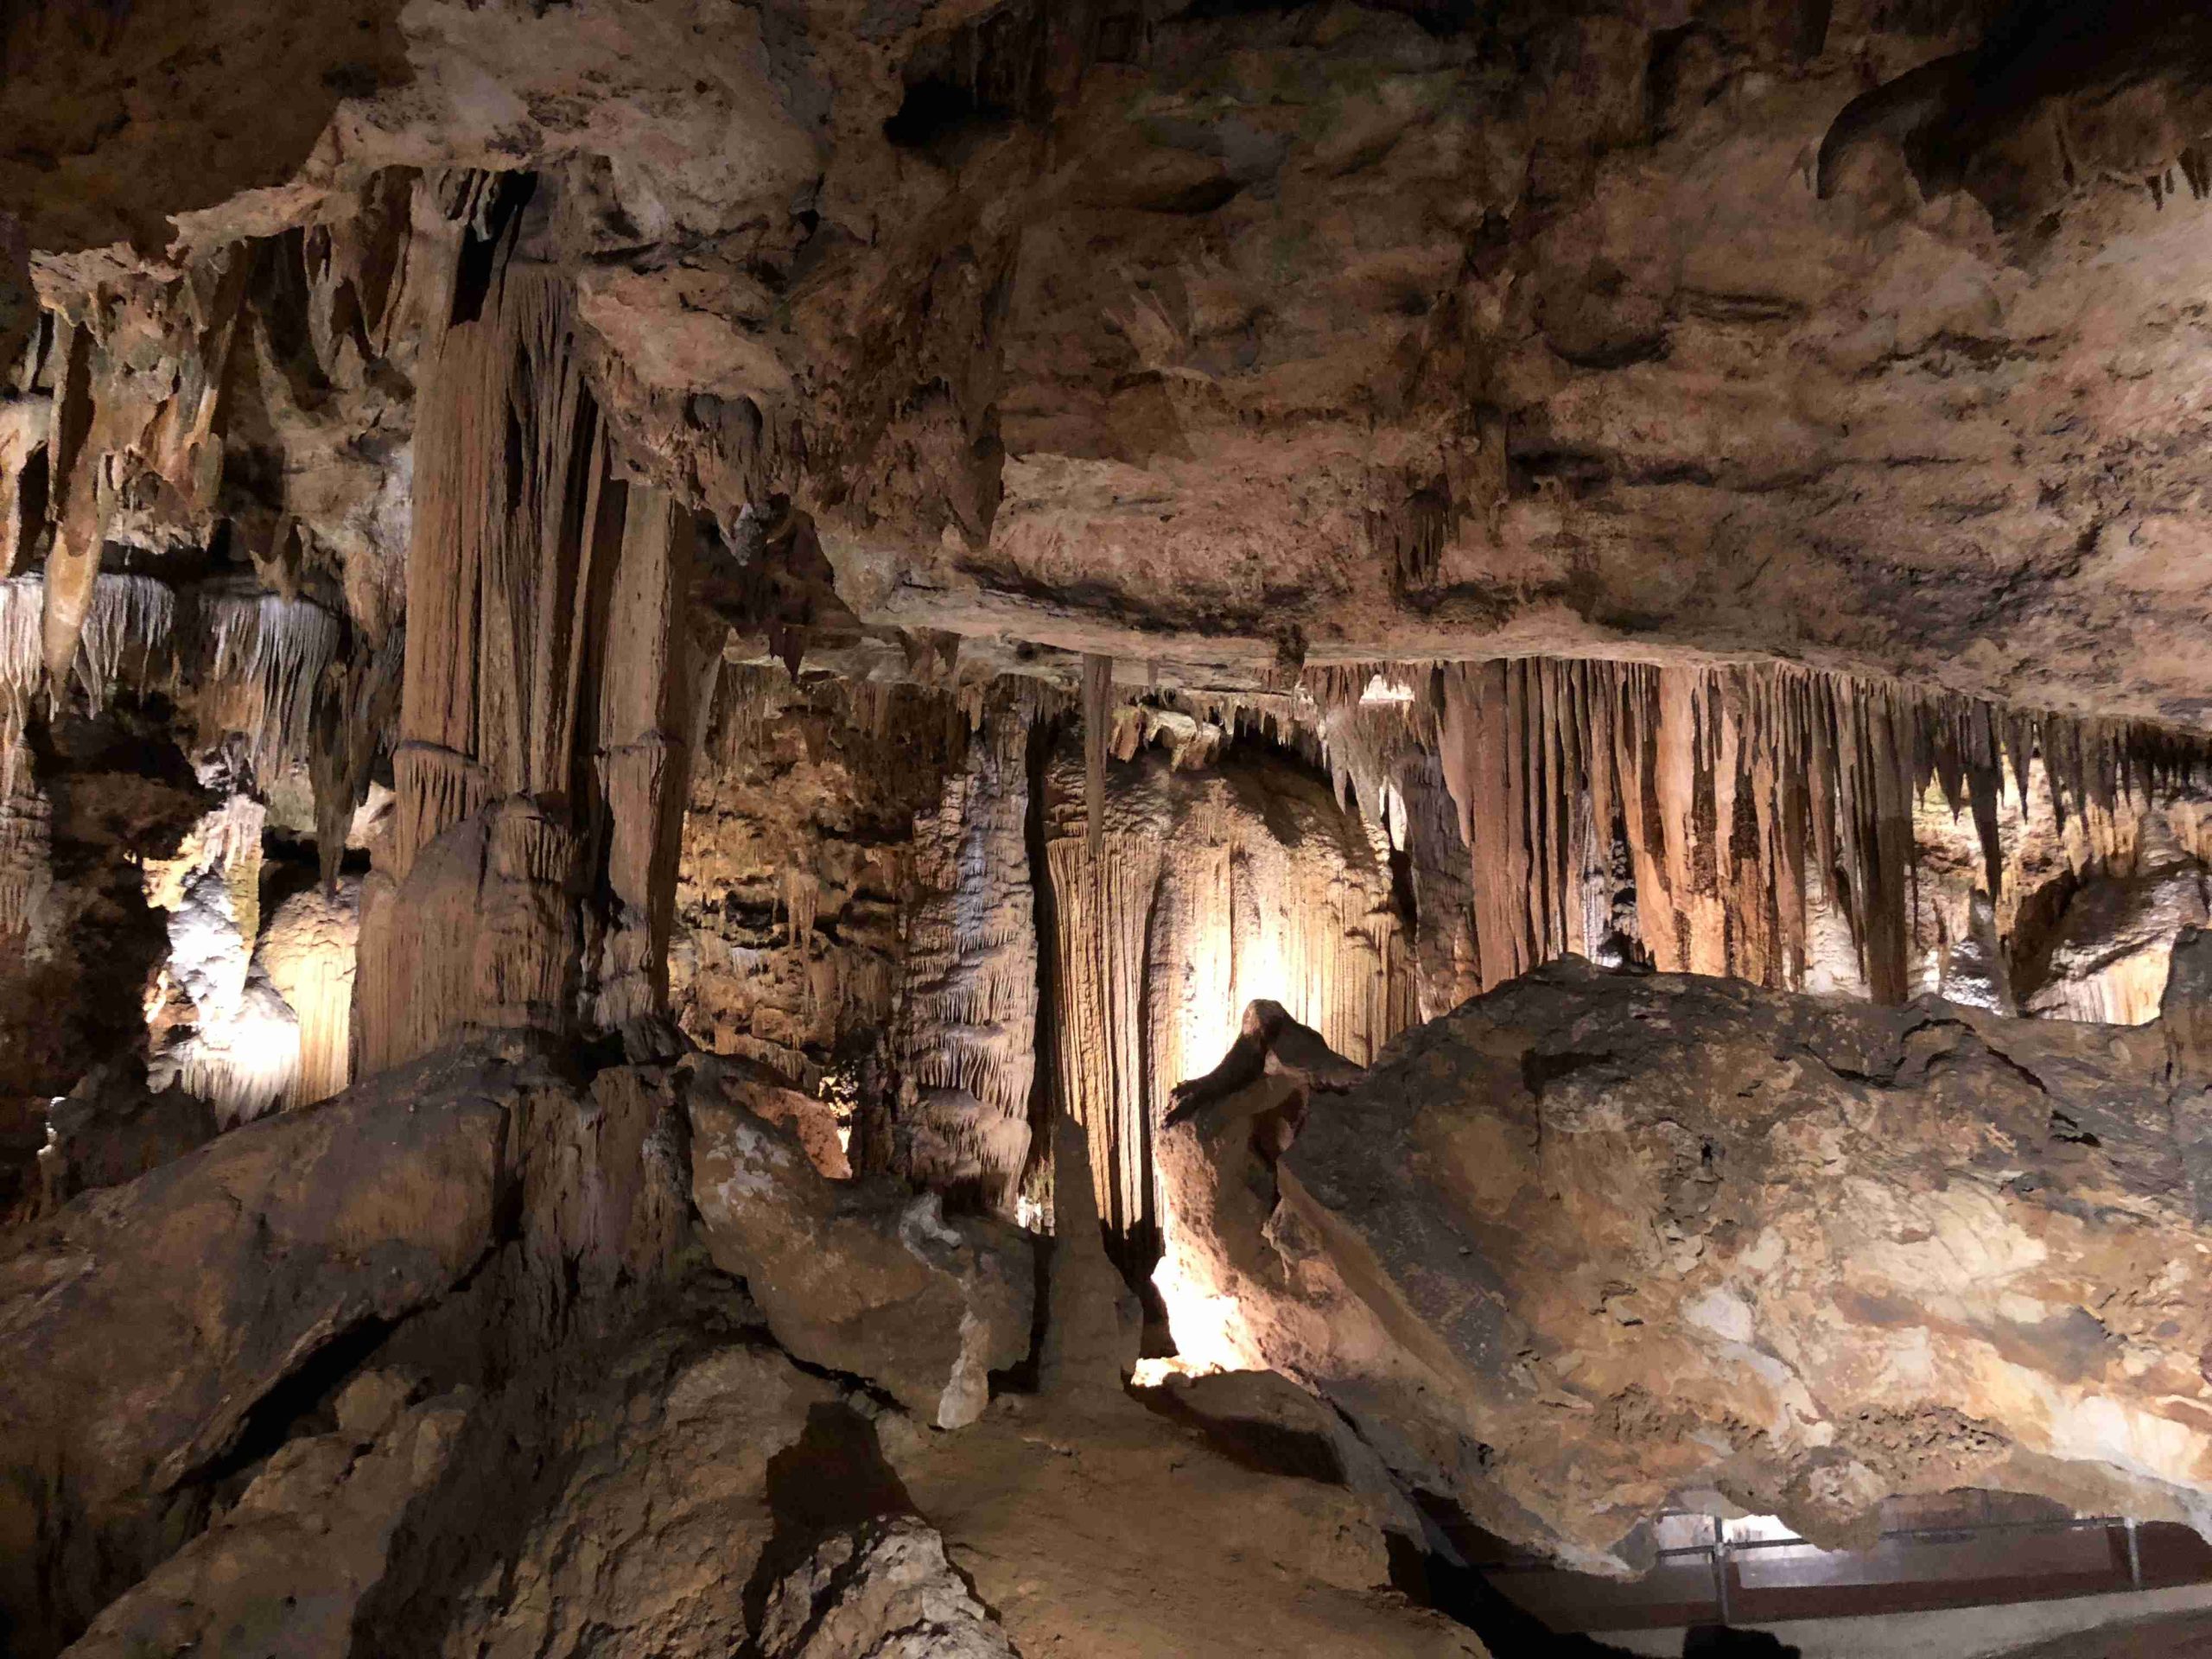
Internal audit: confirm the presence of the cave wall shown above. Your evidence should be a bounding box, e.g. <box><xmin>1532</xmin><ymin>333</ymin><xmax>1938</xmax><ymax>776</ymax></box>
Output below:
<box><xmin>672</xmin><ymin>666</ymin><xmax>969</xmax><ymax>1096</ymax></box>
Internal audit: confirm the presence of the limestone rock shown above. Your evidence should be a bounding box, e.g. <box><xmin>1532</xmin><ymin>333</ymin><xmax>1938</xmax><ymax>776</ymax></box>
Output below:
<box><xmin>1159</xmin><ymin>964</ymin><xmax>2212</xmax><ymax>1574</ymax></box>
<box><xmin>257</xmin><ymin>878</ymin><xmax>361</xmax><ymax>1109</ymax></box>
<box><xmin>34</xmin><ymin>1057</ymin><xmax>219</xmax><ymax>1214</ymax></box>
<box><xmin>0</xmin><ymin>1039</ymin><xmax>516</xmax><ymax>1649</ymax></box>
<box><xmin>688</xmin><ymin>1062</ymin><xmax>1033</xmax><ymax>1428</ymax></box>
<box><xmin>757</xmin><ymin>1515</ymin><xmax>1019</xmax><ymax>1659</ymax></box>
<box><xmin>60</xmin><ymin>1387</ymin><xmax>472</xmax><ymax>1659</ymax></box>
<box><xmin>2022</xmin><ymin>853</ymin><xmax>2210</xmax><ymax>1025</ymax></box>
<box><xmin>416</xmin><ymin>1338</ymin><xmax>842</xmax><ymax>1659</ymax></box>
<box><xmin>884</xmin><ymin>1392</ymin><xmax>1489</xmax><ymax>1659</ymax></box>
<box><xmin>1143</xmin><ymin>1366</ymin><xmax>1429</xmax><ymax>1553</ymax></box>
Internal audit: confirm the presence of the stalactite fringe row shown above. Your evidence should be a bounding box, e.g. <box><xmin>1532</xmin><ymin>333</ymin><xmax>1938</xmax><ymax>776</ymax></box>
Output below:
<box><xmin>1286</xmin><ymin>657</ymin><xmax>2212</xmax><ymax>1003</ymax></box>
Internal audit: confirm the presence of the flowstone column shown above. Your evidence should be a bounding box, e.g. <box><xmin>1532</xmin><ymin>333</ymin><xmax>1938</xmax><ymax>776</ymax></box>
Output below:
<box><xmin>354</xmin><ymin>257</ymin><xmax>696</xmax><ymax>1074</ymax></box>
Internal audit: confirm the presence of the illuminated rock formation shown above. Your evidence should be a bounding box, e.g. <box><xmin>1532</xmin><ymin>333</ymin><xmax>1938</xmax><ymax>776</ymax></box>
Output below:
<box><xmin>1044</xmin><ymin>731</ymin><xmax>1416</xmax><ymax>1249</ymax></box>
<box><xmin>257</xmin><ymin>879</ymin><xmax>360</xmax><ymax>1109</ymax></box>
<box><xmin>1158</xmin><ymin>948</ymin><xmax>2212</xmax><ymax>1577</ymax></box>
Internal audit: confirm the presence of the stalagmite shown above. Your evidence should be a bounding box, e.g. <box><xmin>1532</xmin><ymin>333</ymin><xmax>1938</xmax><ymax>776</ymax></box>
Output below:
<box><xmin>257</xmin><ymin>880</ymin><xmax>361</xmax><ymax>1109</ymax></box>
<box><xmin>884</xmin><ymin>685</ymin><xmax>1040</xmax><ymax>1211</ymax></box>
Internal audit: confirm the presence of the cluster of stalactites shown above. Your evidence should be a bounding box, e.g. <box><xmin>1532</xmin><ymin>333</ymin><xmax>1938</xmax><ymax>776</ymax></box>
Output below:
<box><xmin>1290</xmin><ymin>657</ymin><xmax>2212</xmax><ymax>1002</ymax></box>
<box><xmin>0</xmin><ymin>571</ymin><xmax>176</xmax><ymax>713</ymax></box>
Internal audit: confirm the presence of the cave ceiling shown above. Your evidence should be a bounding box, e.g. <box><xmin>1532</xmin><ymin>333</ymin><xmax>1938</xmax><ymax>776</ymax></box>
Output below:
<box><xmin>6</xmin><ymin>0</ymin><xmax>2212</xmax><ymax>719</ymax></box>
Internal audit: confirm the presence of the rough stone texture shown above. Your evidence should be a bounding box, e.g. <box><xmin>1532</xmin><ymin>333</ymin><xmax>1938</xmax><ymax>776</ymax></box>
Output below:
<box><xmin>60</xmin><ymin>1385</ymin><xmax>472</xmax><ymax>1659</ymax></box>
<box><xmin>8</xmin><ymin>2</ymin><xmax>2211</xmax><ymax>726</ymax></box>
<box><xmin>882</xmin><ymin>1393</ymin><xmax>1489</xmax><ymax>1659</ymax></box>
<box><xmin>689</xmin><ymin>1061</ymin><xmax>1034</xmax><ymax>1428</ymax></box>
<box><xmin>673</xmin><ymin>666</ymin><xmax>964</xmax><ymax>1095</ymax></box>
<box><xmin>31</xmin><ymin>1058</ymin><xmax>219</xmax><ymax>1216</ymax></box>
<box><xmin>407</xmin><ymin>1337</ymin><xmax>839</xmax><ymax>1659</ymax></box>
<box><xmin>880</xmin><ymin>682</ymin><xmax>1042</xmax><ymax>1214</ymax></box>
<box><xmin>756</xmin><ymin>1515</ymin><xmax>1020</xmax><ymax>1659</ymax></box>
<box><xmin>2020</xmin><ymin>841</ymin><xmax>2211</xmax><ymax>1025</ymax></box>
<box><xmin>0</xmin><ymin>1039</ymin><xmax>513</xmax><ymax>1652</ymax></box>
<box><xmin>1158</xmin><ymin>956</ymin><xmax>2212</xmax><ymax>1576</ymax></box>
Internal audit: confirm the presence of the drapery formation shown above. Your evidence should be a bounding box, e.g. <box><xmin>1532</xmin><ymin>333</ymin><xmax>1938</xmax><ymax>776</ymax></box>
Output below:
<box><xmin>355</xmin><ymin>258</ymin><xmax>697</xmax><ymax>1075</ymax></box>
<box><xmin>1042</xmin><ymin>739</ymin><xmax>1414</xmax><ymax>1249</ymax></box>
<box><xmin>1309</xmin><ymin>658</ymin><xmax>2210</xmax><ymax>1004</ymax></box>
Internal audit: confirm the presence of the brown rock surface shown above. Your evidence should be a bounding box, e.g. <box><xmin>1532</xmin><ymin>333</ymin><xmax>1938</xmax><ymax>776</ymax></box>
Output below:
<box><xmin>60</xmin><ymin>1384</ymin><xmax>473</xmax><ymax>1659</ymax></box>
<box><xmin>689</xmin><ymin>1060</ymin><xmax>1035</xmax><ymax>1429</ymax></box>
<box><xmin>0</xmin><ymin>1039</ymin><xmax>514</xmax><ymax>1649</ymax></box>
<box><xmin>883</xmin><ymin>1392</ymin><xmax>1489</xmax><ymax>1659</ymax></box>
<box><xmin>1159</xmin><ymin>956</ymin><xmax>2212</xmax><ymax>1574</ymax></box>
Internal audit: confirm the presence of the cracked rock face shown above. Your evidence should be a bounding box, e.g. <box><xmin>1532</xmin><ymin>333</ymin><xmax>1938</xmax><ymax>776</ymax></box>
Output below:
<box><xmin>1158</xmin><ymin>951</ymin><xmax>2212</xmax><ymax>1575</ymax></box>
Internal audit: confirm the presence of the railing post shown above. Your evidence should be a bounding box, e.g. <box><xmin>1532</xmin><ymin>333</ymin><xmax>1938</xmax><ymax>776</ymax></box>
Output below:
<box><xmin>1713</xmin><ymin>1516</ymin><xmax>1732</xmax><ymax>1625</ymax></box>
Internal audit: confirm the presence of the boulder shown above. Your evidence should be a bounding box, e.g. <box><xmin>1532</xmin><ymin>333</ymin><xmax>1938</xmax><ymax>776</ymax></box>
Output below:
<box><xmin>0</xmin><ymin>1039</ymin><xmax>518</xmax><ymax>1651</ymax></box>
<box><xmin>61</xmin><ymin>1384</ymin><xmax>473</xmax><ymax>1659</ymax></box>
<box><xmin>1158</xmin><ymin>960</ymin><xmax>2212</xmax><ymax>1573</ymax></box>
<box><xmin>688</xmin><ymin>1060</ymin><xmax>1033</xmax><ymax>1428</ymax></box>
<box><xmin>35</xmin><ymin>1057</ymin><xmax>219</xmax><ymax>1214</ymax></box>
<box><xmin>413</xmin><ymin>1338</ymin><xmax>842</xmax><ymax>1659</ymax></box>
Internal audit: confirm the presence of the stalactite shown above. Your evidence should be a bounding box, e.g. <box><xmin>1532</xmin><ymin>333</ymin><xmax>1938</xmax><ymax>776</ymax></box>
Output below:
<box><xmin>38</xmin><ymin>255</ymin><xmax>248</xmax><ymax>693</ymax></box>
<box><xmin>0</xmin><ymin>392</ymin><xmax>48</xmax><ymax>579</ymax></box>
<box><xmin>3</xmin><ymin>572</ymin><xmax>176</xmax><ymax>711</ymax></box>
<box><xmin>1082</xmin><ymin>652</ymin><xmax>1112</xmax><ymax>861</ymax></box>
<box><xmin>202</xmin><ymin>592</ymin><xmax>342</xmax><ymax>771</ymax></box>
<box><xmin>1408</xmin><ymin>658</ymin><xmax>2212</xmax><ymax>1001</ymax></box>
<box><xmin>584</xmin><ymin>490</ymin><xmax>699</xmax><ymax>1041</ymax></box>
